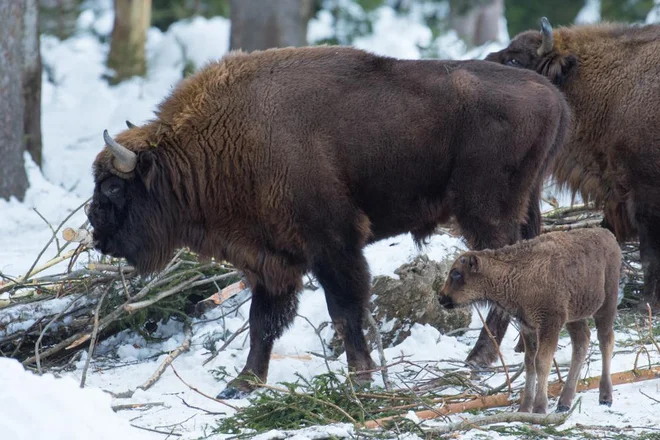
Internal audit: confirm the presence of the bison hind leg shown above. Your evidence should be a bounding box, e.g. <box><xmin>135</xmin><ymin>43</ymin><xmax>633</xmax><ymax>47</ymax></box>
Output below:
<box><xmin>312</xmin><ymin>242</ymin><xmax>376</xmax><ymax>381</ymax></box>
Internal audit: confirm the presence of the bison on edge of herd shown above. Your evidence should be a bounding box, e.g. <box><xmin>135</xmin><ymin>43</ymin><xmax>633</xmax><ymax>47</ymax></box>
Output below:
<box><xmin>86</xmin><ymin>16</ymin><xmax>659</xmax><ymax>414</ymax></box>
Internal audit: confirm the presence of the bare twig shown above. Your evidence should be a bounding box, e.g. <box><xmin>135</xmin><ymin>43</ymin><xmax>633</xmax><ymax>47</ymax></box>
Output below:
<box><xmin>34</xmin><ymin>293</ymin><xmax>86</xmax><ymax>374</ymax></box>
<box><xmin>202</xmin><ymin>320</ymin><xmax>249</xmax><ymax>366</ymax></box>
<box><xmin>170</xmin><ymin>364</ymin><xmax>239</xmax><ymax>410</ymax></box>
<box><xmin>475</xmin><ymin>308</ymin><xmax>512</xmax><ymax>394</ymax></box>
<box><xmin>80</xmin><ymin>285</ymin><xmax>111</xmax><ymax>388</ymax></box>
<box><xmin>646</xmin><ymin>303</ymin><xmax>660</xmax><ymax>355</ymax></box>
<box><xmin>364</xmin><ymin>308</ymin><xmax>391</xmax><ymax>391</ymax></box>
<box><xmin>138</xmin><ymin>323</ymin><xmax>192</xmax><ymax>392</ymax></box>
<box><xmin>112</xmin><ymin>402</ymin><xmax>167</xmax><ymax>412</ymax></box>
<box><xmin>123</xmin><ymin>275</ymin><xmax>203</xmax><ymax>312</ymax></box>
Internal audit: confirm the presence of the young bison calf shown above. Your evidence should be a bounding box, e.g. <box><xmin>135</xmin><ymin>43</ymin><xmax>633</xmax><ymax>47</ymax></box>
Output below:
<box><xmin>438</xmin><ymin>228</ymin><xmax>621</xmax><ymax>413</ymax></box>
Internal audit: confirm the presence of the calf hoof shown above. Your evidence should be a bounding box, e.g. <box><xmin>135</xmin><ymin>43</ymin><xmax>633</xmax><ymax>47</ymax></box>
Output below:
<box><xmin>556</xmin><ymin>404</ymin><xmax>570</xmax><ymax>413</ymax></box>
<box><xmin>599</xmin><ymin>399</ymin><xmax>612</xmax><ymax>407</ymax></box>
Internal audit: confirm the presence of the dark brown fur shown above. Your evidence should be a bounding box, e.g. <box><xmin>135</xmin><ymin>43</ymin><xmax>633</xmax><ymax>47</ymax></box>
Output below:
<box><xmin>439</xmin><ymin>228</ymin><xmax>621</xmax><ymax>413</ymax></box>
<box><xmin>87</xmin><ymin>45</ymin><xmax>570</xmax><ymax>398</ymax></box>
<box><xmin>467</xmin><ymin>20</ymin><xmax>660</xmax><ymax>369</ymax></box>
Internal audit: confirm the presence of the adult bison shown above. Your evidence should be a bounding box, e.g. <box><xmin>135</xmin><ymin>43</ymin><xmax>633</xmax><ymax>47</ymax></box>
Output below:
<box><xmin>468</xmin><ymin>18</ymin><xmax>660</xmax><ymax>367</ymax></box>
<box><xmin>87</xmin><ymin>46</ymin><xmax>570</xmax><ymax>398</ymax></box>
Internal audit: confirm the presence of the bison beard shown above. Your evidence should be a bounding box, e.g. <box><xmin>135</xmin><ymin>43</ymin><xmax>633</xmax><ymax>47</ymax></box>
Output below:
<box><xmin>87</xmin><ymin>46</ymin><xmax>571</xmax><ymax>397</ymax></box>
<box><xmin>475</xmin><ymin>17</ymin><xmax>660</xmax><ymax>367</ymax></box>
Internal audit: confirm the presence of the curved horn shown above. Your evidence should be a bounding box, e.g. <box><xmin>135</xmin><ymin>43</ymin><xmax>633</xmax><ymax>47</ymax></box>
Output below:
<box><xmin>125</xmin><ymin>120</ymin><xmax>137</xmax><ymax>129</ymax></box>
<box><xmin>538</xmin><ymin>16</ymin><xmax>554</xmax><ymax>56</ymax></box>
<box><xmin>103</xmin><ymin>129</ymin><xmax>137</xmax><ymax>173</ymax></box>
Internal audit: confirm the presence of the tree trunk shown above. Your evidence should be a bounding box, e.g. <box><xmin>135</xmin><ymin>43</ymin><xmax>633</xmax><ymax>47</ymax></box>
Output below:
<box><xmin>230</xmin><ymin>0</ymin><xmax>314</xmax><ymax>52</ymax></box>
<box><xmin>24</xmin><ymin>0</ymin><xmax>43</xmax><ymax>168</ymax></box>
<box><xmin>39</xmin><ymin>0</ymin><xmax>81</xmax><ymax>40</ymax></box>
<box><xmin>0</xmin><ymin>2</ymin><xmax>29</xmax><ymax>201</ymax></box>
<box><xmin>450</xmin><ymin>0</ymin><xmax>504</xmax><ymax>47</ymax></box>
<box><xmin>107</xmin><ymin>0</ymin><xmax>152</xmax><ymax>84</ymax></box>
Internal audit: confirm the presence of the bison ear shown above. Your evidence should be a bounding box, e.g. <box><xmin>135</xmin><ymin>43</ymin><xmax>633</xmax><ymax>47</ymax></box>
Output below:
<box><xmin>468</xmin><ymin>255</ymin><xmax>481</xmax><ymax>273</ymax></box>
<box><xmin>539</xmin><ymin>54</ymin><xmax>577</xmax><ymax>86</ymax></box>
<box><xmin>136</xmin><ymin>150</ymin><xmax>158</xmax><ymax>190</ymax></box>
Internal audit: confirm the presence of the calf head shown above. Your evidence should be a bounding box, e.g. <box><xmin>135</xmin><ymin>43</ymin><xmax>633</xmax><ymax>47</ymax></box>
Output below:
<box><xmin>438</xmin><ymin>253</ymin><xmax>485</xmax><ymax>309</ymax></box>
<box><xmin>87</xmin><ymin>122</ymin><xmax>179</xmax><ymax>274</ymax></box>
<box><xmin>485</xmin><ymin>17</ymin><xmax>577</xmax><ymax>86</ymax></box>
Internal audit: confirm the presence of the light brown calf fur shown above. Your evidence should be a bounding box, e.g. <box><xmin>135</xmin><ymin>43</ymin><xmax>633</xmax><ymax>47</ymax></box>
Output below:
<box><xmin>438</xmin><ymin>229</ymin><xmax>621</xmax><ymax>413</ymax></box>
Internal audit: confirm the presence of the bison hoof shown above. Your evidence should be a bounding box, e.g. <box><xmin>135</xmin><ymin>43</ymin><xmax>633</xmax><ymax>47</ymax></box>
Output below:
<box><xmin>465</xmin><ymin>352</ymin><xmax>497</xmax><ymax>369</ymax></box>
<box><xmin>599</xmin><ymin>400</ymin><xmax>612</xmax><ymax>407</ymax></box>
<box><xmin>556</xmin><ymin>404</ymin><xmax>570</xmax><ymax>413</ymax></box>
<box><xmin>216</xmin><ymin>386</ymin><xmax>249</xmax><ymax>400</ymax></box>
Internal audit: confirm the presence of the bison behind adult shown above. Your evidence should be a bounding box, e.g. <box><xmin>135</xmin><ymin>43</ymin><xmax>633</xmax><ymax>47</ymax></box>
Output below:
<box><xmin>87</xmin><ymin>46</ymin><xmax>570</xmax><ymax>398</ymax></box>
<box><xmin>474</xmin><ymin>18</ymin><xmax>660</xmax><ymax>368</ymax></box>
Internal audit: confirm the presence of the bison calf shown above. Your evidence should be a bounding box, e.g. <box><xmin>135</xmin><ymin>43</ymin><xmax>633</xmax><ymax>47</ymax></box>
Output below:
<box><xmin>438</xmin><ymin>229</ymin><xmax>621</xmax><ymax>413</ymax></box>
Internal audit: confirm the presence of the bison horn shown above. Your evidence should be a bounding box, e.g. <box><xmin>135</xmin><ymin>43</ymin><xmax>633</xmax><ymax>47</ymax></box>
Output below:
<box><xmin>103</xmin><ymin>129</ymin><xmax>137</xmax><ymax>173</ymax></box>
<box><xmin>538</xmin><ymin>17</ymin><xmax>554</xmax><ymax>56</ymax></box>
<box><xmin>125</xmin><ymin>120</ymin><xmax>137</xmax><ymax>129</ymax></box>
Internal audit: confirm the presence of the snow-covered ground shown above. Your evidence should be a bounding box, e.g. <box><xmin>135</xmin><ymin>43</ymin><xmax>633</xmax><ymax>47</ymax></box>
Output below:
<box><xmin>1</xmin><ymin>2</ymin><xmax>660</xmax><ymax>439</ymax></box>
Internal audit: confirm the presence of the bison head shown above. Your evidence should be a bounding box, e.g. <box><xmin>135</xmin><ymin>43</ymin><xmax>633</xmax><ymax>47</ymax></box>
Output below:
<box><xmin>87</xmin><ymin>122</ymin><xmax>180</xmax><ymax>273</ymax></box>
<box><xmin>437</xmin><ymin>253</ymin><xmax>485</xmax><ymax>310</ymax></box>
<box><xmin>485</xmin><ymin>17</ymin><xmax>577</xmax><ymax>86</ymax></box>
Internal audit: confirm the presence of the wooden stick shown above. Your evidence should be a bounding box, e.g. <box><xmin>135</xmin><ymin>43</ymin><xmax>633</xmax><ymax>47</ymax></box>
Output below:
<box><xmin>476</xmin><ymin>307</ymin><xmax>512</xmax><ymax>394</ymax></box>
<box><xmin>363</xmin><ymin>393</ymin><xmax>514</xmax><ymax>429</ymax></box>
<box><xmin>365</xmin><ymin>308</ymin><xmax>391</xmax><ymax>391</ymax></box>
<box><xmin>363</xmin><ymin>367</ymin><xmax>660</xmax><ymax>429</ymax></box>
<box><xmin>137</xmin><ymin>323</ymin><xmax>193</xmax><ymax>392</ymax></box>
<box><xmin>424</xmin><ymin>405</ymin><xmax>575</xmax><ymax>434</ymax></box>
<box><xmin>170</xmin><ymin>364</ymin><xmax>239</xmax><ymax>411</ymax></box>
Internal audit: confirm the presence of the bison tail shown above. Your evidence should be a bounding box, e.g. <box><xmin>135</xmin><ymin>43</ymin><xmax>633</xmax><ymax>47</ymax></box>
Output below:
<box><xmin>521</xmin><ymin>184</ymin><xmax>542</xmax><ymax>240</ymax></box>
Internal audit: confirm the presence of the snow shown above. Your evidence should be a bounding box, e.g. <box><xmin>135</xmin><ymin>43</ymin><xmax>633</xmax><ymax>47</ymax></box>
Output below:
<box><xmin>0</xmin><ymin>358</ymin><xmax>159</xmax><ymax>440</ymax></box>
<box><xmin>1</xmin><ymin>3</ymin><xmax>659</xmax><ymax>440</ymax></box>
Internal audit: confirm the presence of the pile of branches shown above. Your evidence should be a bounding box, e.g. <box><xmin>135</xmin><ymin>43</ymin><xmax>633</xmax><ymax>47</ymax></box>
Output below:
<box><xmin>0</xmin><ymin>208</ymin><xmax>241</xmax><ymax>370</ymax></box>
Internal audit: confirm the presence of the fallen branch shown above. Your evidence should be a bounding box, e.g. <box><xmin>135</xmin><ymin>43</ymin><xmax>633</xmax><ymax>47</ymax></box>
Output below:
<box><xmin>542</xmin><ymin>219</ymin><xmax>602</xmax><ymax>233</ymax></box>
<box><xmin>424</xmin><ymin>403</ymin><xmax>576</xmax><ymax>434</ymax></box>
<box><xmin>363</xmin><ymin>367</ymin><xmax>660</xmax><ymax>429</ymax></box>
<box><xmin>363</xmin><ymin>393</ymin><xmax>514</xmax><ymax>429</ymax></box>
<box><xmin>365</xmin><ymin>308</ymin><xmax>391</xmax><ymax>391</ymax></box>
<box><xmin>111</xmin><ymin>402</ymin><xmax>167</xmax><ymax>412</ymax></box>
<box><xmin>170</xmin><ymin>364</ymin><xmax>239</xmax><ymax>411</ymax></box>
<box><xmin>476</xmin><ymin>308</ymin><xmax>512</xmax><ymax>394</ymax></box>
<box><xmin>138</xmin><ymin>323</ymin><xmax>193</xmax><ymax>392</ymax></box>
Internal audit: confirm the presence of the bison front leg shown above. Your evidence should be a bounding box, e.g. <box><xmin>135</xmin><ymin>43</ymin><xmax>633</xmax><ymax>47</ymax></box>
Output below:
<box><xmin>313</xmin><ymin>245</ymin><xmax>376</xmax><ymax>383</ymax></box>
<box><xmin>217</xmin><ymin>284</ymin><xmax>299</xmax><ymax>399</ymax></box>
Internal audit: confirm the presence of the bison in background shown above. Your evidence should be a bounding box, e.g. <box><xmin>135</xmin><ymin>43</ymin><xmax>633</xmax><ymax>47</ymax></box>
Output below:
<box><xmin>87</xmin><ymin>46</ymin><xmax>570</xmax><ymax>398</ymax></box>
<box><xmin>468</xmin><ymin>18</ymin><xmax>660</xmax><ymax>368</ymax></box>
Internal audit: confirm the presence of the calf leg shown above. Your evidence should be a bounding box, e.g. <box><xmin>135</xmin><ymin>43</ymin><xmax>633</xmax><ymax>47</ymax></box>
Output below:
<box><xmin>594</xmin><ymin>294</ymin><xmax>617</xmax><ymax>406</ymax></box>
<box><xmin>557</xmin><ymin>320</ymin><xmax>590</xmax><ymax>411</ymax></box>
<box><xmin>313</xmin><ymin>244</ymin><xmax>376</xmax><ymax>381</ymax></box>
<box><xmin>217</xmin><ymin>284</ymin><xmax>299</xmax><ymax>399</ymax></box>
<box><xmin>518</xmin><ymin>328</ymin><xmax>539</xmax><ymax>413</ymax></box>
<box><xmin>532</xmin><ymin>323</ymin><xmax>562</xmax><ymax>414</ymax></box>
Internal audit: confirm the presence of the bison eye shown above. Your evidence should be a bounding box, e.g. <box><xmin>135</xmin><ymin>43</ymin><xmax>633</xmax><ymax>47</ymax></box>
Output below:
<box><xmin>506</xmin><ymin>58</ymin><xmax>520</xmax><ymax>67</ymax></box>
<box><xmin>101</xmin><ymin>176</ymin><xmax>125</xmax><ymax>199</ymax></box>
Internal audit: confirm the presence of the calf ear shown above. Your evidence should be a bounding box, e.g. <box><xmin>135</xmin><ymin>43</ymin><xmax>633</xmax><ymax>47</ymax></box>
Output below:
<box><xmin>136</xmin><ymin>150</ymin><xmax>157</xmax><ymax>191</ymax></box>
<box><xmin>468</xmin><ymin>255</ymin><xmax>481</xmax><ymax>273</ymax></box>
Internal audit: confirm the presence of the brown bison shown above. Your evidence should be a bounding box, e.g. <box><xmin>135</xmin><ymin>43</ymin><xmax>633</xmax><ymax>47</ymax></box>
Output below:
<box><xmin>439</xmin><ymin>228</ymin><xmax>620</xmax><ymax>413</ymax></box>
<box><xmin>469</xmin><ymin>18</ymin><xmax>660</xmax><ymax>368</ymax></box>
<box><xmin>87</xmin><ymin>46</ymin><xmax>570</xmax><ymax>398</ymax></box>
